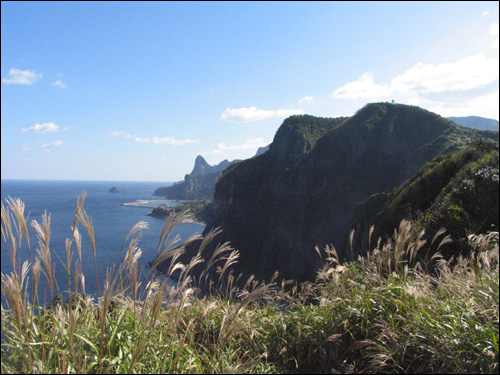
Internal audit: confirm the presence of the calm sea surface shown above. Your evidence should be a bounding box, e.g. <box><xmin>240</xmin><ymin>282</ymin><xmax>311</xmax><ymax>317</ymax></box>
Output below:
<box><xmin>1</xmin><ymin>179</ymin><xmax>205</xmax><ymax>305</ymax></box>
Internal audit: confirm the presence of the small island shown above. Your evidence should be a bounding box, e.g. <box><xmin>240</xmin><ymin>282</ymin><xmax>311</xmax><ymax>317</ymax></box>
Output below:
<box><xmin>108</xmin><ymin>186</ymin><xmax>120</xmax><ymax>193</ymax></box>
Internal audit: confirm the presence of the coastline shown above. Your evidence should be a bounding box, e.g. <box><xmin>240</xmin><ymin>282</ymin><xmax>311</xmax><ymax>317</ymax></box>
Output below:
<box><xmin>145</xmin><ymin>199</ymin><xmax>213</xmax><ymax>226</ymax></box>
<box><xmin>121</xmin><ymin>199</ymin><xmax>193</xmax><ymax>208</ymax></box>
<box><xmin>121</xmin><ymin>199</ymin><xmax>208</xmax><ymax>226</ymax></box>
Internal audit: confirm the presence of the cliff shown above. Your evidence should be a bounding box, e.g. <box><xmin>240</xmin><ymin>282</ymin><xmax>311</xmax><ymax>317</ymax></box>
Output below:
<box><xmin>165</xmin><ymin>103</ymin><xmax>499</xmax><ymax>285</ymax></box>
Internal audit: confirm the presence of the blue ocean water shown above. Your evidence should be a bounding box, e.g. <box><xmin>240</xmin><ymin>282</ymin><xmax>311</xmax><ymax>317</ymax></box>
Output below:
<box><xmin>1</xmin><ymin>179</ymin><xmax>205</xmax><ymax>305</ymax></box>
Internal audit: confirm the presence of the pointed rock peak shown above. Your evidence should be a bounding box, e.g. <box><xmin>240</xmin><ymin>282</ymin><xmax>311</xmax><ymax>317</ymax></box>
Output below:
<box><xmin>191</xmin><ymin>155</ymin><xmax>212</xmax><ymax>177</ymax></box>
<box><xmin>194</xmin><ymin>155</ymin><xmax>209</xmax><ymax>166</ymax></box>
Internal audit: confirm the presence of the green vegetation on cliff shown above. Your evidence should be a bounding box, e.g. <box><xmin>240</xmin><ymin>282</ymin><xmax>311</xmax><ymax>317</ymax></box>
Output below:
<box><xmin>354</xmin><ymin>139</ymin><xmax>499</xmax><ymax>258</ymax></box>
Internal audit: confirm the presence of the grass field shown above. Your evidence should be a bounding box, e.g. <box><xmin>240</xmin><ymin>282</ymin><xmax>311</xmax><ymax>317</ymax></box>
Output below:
<box><xmin>2</xmin><ymin>194</ymin><xmax>498</xmax><ymax>373</ymax></box>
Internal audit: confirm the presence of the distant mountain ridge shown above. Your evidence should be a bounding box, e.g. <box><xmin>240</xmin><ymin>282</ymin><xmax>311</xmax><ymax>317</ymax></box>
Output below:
<box><xmin>153</xmin><ymin>156</ymin><xmax>241</xmax><ymax>200</ymax></box>
<box><xmin>447</xmin><ymin>116</ymin><xmax>499</xmax><ymax>131</ymax></box>
<box><xmin>189</xmin><ymin>155</ymin><xmax>237</xmax><ymax>178</ymax></box>
<box><xmin>165</xmin><ymin>103</ymin><xmax>499</xmax><ymax>286</ymax></box>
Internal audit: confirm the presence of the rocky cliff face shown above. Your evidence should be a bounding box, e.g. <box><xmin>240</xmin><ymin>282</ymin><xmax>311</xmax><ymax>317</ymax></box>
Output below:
<box><xmin>190</xmin><ymin>155</ymin><xmax>212</xmax><ymax>177</ymax></box>
<box><xmin>190</xmin><ymin>155</ymin><xmax>237</xmax><ymax>177</ymax></box>
<box><xmin>153</xmin><ymin>156</ymin><xmax>241</xmax><ymax>200</ymax></box>
<box><xmin>172</xmin><ymin>103</ymin><xmax>499</xmax><ymax>285</ymax></box>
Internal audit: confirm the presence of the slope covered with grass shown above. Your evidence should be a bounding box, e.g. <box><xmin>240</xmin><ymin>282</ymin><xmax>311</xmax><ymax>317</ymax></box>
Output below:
<box><xmin>1</xmin><ymin>195</ymin><xmax>498</xmax><ymax>373</ymax></box>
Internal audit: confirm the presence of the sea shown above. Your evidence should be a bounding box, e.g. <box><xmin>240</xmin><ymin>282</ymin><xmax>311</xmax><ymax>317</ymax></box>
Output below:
<box><xmin>0</xmin><ymin>179</ymin><xmax>206</xmax><ymax>306</ymax></box>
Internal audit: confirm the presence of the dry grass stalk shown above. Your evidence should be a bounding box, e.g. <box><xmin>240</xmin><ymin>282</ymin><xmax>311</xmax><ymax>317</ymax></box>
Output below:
<box><xmin>1</xmin><ymin>260</ymin><xmax>30</xmax><ymax>331</ymax></box>
<box><xmin>32</xmin><ymin>212</ymin><xmax>55</xmax><ymax>297</ymax></box>
<box><xmin>78</xmin><ymin>209</ymin><xmax>101</xmax><ymax>298</ymax></box>
<box><xmin>6</xmin><ymin>197</ymin><xmax>31</xmax><ymax>264</ymax></box>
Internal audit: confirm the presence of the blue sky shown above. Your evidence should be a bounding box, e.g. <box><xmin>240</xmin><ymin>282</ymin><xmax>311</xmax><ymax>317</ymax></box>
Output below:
<box><xmin>1</xmin><ymin>1</ymin><xmax>499</xmax><ymax>182</ymax></box>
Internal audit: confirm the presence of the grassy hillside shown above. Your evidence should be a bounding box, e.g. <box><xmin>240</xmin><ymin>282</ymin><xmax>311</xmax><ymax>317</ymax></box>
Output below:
<box><xmin>354</xmin><ymin>139</ymin><xmax>499</xmax><ymax>258</ymax></box>
<box><xmin>1</xmin><ymin>195</ymin><xmax>498</xmax><ymax>373</ymax></box>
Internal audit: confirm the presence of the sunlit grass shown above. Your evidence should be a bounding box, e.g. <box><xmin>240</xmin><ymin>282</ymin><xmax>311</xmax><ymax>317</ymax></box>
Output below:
<box><xmin>1</xmin><ymin>195</ymin><xmax>498</xmax><ymax>373</ymax></box>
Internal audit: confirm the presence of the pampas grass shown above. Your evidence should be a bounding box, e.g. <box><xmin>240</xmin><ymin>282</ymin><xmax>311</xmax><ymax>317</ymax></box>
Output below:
<box><xmin>1</xmin><ymin>194</ymin><xmax>498</xmax><ymax>373</ymax></box>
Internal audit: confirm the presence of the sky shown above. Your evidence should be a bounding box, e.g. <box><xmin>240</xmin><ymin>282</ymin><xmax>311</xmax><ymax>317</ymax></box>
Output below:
<box><xmin>1</xmin><ymin>1</ymin><xmax>499</xmax><ymax>182</ymax></box>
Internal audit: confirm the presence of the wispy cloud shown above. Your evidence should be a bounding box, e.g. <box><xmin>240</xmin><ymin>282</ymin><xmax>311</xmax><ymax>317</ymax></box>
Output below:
<box><xmin>299</xmin><ymin>95</ymin><xmax>314</xmax><ymax>103</ymax></box>
<box><xmin>22</xmin><ymin>122</ymin><xmax>69</xmax><ymax>133</ymax></box>
<box><xmin>51</xmin><ymin>79</ymin><xmax>67</xmax><ymax>89</ymax></box>
<box><xmin>134</xmin><ymin>137</ymin><xmax>150</xmax><ymax>143</ymax></box>
<box><xmin>134</xmin><ymin>136</ymin><xmax>200</xmax><ymax>145</ymax></box>
<box><xmin>221</xmin><ymin>106</ymin><xmax>304</xmax><ymax>122</ymax></box>
<box><xmin>40</xmin><ymin>140</ymin><xmax>62</xmax><ymax>152</ymax></box>
<box><xmin>111</xmin><ymin>131</ymin><xmax>198</xmax><ymax>145</ymax></box>
<box><xmin>1</xmin><ymin>68</ymin><xmax>42</xmax><ymax>85</ymax></box>
<box><xmin>152</xmin><ymin>137</ymin><xmax>200</xmax><ymax>145</ymax></box>
<box><xmin>110</xmin><ymin>130</ymin><xmax>134</xmax><ymax>138</ymax></box>
<box><xmin>205</xmin><ymin>138</ymin><xmax>268</xmax><ymax>155</ymax></box>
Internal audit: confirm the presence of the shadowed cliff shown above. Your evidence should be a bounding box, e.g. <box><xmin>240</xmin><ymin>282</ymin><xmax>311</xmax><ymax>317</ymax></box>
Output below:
<box><xmin>164</xmin><ymin>103</ymin><xmax>499</xmax><ymax>285</ymax></box>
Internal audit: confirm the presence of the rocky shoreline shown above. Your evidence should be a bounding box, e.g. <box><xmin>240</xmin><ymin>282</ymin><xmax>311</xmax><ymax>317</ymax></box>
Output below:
<box><xmin>121</xmin><ymin>199</ymin><xmax>189</xmax><ymax>208</ymax></box>
<box><xmin>147</xmin><ymin>199</ymin><xmax>213</xmax><ymax>224</ymax></box>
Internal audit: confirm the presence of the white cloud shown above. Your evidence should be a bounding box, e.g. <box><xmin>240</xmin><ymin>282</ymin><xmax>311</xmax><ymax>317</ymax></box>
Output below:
<box><xmin>1</xmin><ymin>68</ymin><xmax>42</xmax><ymax>85</ymax></box>
<box><xmin>22</xmin><ymin>122</ymin><xmax>69</xmax><ymax>133</ymax></box>
<box><xmin>331</xmin><ymin>54</ymin><xmax>499</xmax><ymax>119</ymax></box>
<box><xmin>133</xmin><ymin>136</ymin><xmax>200</xmax><ymax>145</ymax></box>
<box><xmin>490</xmin><ymin>22</ymin><xmax>499</xmax><ymax>36</ymax></box>
<box><xmin>332</xmin><ymin>54</ymin><xmax>498</xmax><ymax>100</ymax></box>
<box><xmin>205</xmin><ymin>138</ymin><xmax>268</xmax><ymax>156</ymax></box>
<box><xmin>425</xmin><ymin>91</ymin><xmax>500</xmax><ymax>119</ymax></box>
<box><xmin>299</xmin><ymin>95</ymin><xmax>314</xmax><ymax>103</ymax></box>
<box><xmin>331</xmin><ymin>72</ymin><xmax>391</xmax><ymax>100</ymax></box>
<box><xmin>490</xmin><ymin>22</ymin><xmax>499</xmax><ymax>49</ymax></box>
<box><xmin>51</xmin><ymin>79</ymin><xmax>67</xmax><ymax>89</ymax></box>
<box><xmin>221</xmin><ymin>106</ymin><xmax>304</xmax><ymax>122</ymax></box>
<box><xmin>40</xmin><ymin>140</ymin><xmax>62</xmax><ymax>152</ymax></box>
<box><xmin>391</xmin><ymin>54</ymin><xmax>498</xmax><ymax>94</ymax></box>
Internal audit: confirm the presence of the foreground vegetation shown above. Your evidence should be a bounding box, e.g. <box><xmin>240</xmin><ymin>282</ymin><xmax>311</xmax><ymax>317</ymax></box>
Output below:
<box><xmin>1</xmin><ymin>194</ymin><xmax>498</xmax><ymax>373</ymax></box>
